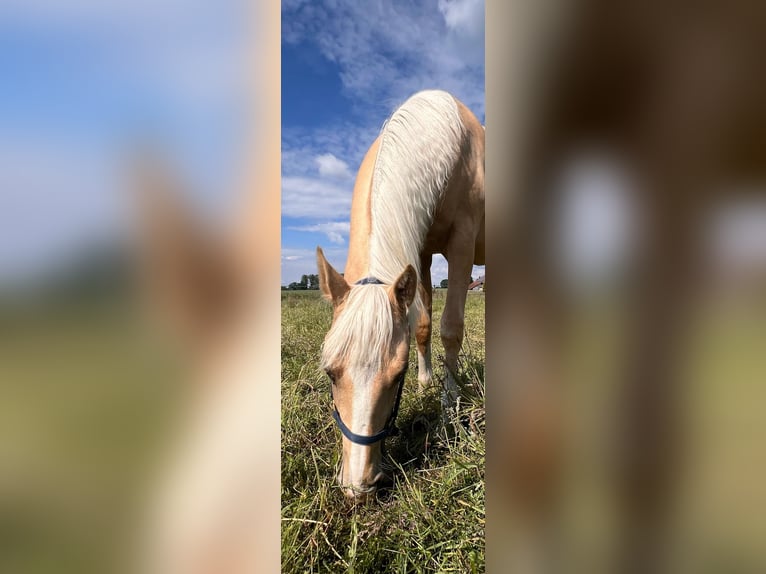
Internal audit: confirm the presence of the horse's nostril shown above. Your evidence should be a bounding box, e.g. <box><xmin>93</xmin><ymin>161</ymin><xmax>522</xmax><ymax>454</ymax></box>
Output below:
<box><xmin>344</xmin><ymin>485</ymin><xmax>375</xmax><ymax>503</ymax></box>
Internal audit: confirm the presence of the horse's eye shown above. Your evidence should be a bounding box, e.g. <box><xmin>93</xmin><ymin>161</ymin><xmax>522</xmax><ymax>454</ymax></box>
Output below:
<box><xmin>326</xmin><ymin>370</ymin><xmax>337</xmax><ymax>384</ymax></box>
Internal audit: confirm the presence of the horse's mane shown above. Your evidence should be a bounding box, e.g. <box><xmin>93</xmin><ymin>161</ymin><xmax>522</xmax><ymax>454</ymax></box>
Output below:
<box><xmin>369</xmin><ymin>90</ymin><xmax>464</xmax><ymax>285</ymax></box>
<box><xmin>322</xmin><ymin>91</ymin><xmax>465</xmax><ymax>370</ymax></box>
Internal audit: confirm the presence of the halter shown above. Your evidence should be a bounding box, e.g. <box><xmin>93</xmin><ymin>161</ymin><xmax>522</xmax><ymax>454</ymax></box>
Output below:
<box><xmin>330</xmin><ymin>370</ymin><xmax>406</xmax><ymax>446</ymax></box>
<box><xmin>328</xmin><ymin>275</ymin><xmax>405</xmax><ymax>446</ymax></box>
<box><xmin>354</xmin><ymin>276</ymin><xmax>384</xmax><ymax>285</ymax></box>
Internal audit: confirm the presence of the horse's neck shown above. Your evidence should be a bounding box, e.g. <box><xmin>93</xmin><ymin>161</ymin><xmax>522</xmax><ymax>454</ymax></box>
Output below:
<box><xmin>344</xmin><ymin>137</ymin><xmax>379</xmax><ymax>283</ymax></box>
<box><xmin>345</xmin><ymin>183</ymin><xmax>426</xmax><ymax>285</ymax></box>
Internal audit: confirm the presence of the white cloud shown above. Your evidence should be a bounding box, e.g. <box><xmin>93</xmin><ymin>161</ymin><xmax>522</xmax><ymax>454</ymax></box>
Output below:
<box><xmin>282</xmin><ymin>0</ymin><xmax>485</xmax><ymax>118</ymax></box>
<box><xmin>437</xmin><ymin>0</ymin><xmax>485</xmax><ymax>76</ymax></box>
<box><xmin>438</xmin><ymin>0</ymin><xmax>484</xmax><ymax>35</ymax></box>
<box><xmin>281</xmin><ymin>176</ymin><xmax>353</xmax><ymax>219</ymax></box>
<box><xmin>315</xmin><ymin>153</ymin><xmax>353</xmax><ymax>180</ymax></box>
<box><xmin>281</xmin><ymin>126</ymin><xmax>377</xmax><ymax>223</ymax></box>
<box><xmin>288</xmin><ymin>221</ymin><xmax>350</xmax><ymax>244</ymax></box>
<box><xmin>283</xmin><ymin>124</ymin><xmax>379</xmax><ymax>179</ymax></box>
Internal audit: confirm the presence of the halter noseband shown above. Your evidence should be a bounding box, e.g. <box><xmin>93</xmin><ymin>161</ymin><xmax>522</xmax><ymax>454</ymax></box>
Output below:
<box><xmin>328</xmin><ymin>275</ymin><xmax>405</xmax><ymax>446</ymax></box>
<box><xmin>331</xmin><ymin>375</ymin><xmax>405</xmax><ymax>445</ymax></box>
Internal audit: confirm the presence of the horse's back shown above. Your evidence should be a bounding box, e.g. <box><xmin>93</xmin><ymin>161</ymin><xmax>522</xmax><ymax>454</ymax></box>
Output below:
<box><xmin>415</xmin><ymin>94</ymin><xmax>485</xmax><ymax>259</ymax></box>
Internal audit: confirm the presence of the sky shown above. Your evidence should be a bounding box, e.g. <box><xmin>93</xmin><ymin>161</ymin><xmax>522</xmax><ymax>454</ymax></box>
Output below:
<box><xmin>280</xmin><ymin>0</ymin><xmax>486</xmax><ymax>285</ymax></box>
<box><xmin>0</xmin><ymin>0</ymin><xmax>248</xmax><ymax>285</ymax></box>
<box><xmin>3</xmin><ymin>0</ymin><xmax>762</xmax><ymax>290</ymax></box>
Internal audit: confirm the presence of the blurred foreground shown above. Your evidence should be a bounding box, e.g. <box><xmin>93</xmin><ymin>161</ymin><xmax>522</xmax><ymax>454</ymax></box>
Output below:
<box><xmin>0</xmin><ymin>0</ymin><xmax>280</xmax><ymax>571</ymax></box>
<box><xmin>487</xmin><ymin>1</ymin><xmax>766</xmax><ymax>571</ymax></box>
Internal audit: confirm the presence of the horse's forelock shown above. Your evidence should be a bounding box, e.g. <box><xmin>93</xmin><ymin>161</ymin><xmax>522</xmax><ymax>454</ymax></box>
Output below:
<box><xmin>320</xmin><ymin>286</ymin><xmax>394</xmax><ymax>372</ymax></box>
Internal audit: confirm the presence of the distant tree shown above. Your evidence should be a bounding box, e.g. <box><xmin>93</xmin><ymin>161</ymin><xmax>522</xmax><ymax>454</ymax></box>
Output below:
<box><xmin>308</xmin><ymin>273</ymin><xmax>319</xmax><ymax>290</ymax></box>
<box><xmin>440</xmin><ymin>279</ymin><xmax>448</xmax><ymax>289</ymax></box>
<box><xmin>300</xmin><ymin>274</ymin><xmax>309</xmax><ymax>289</ymax></box>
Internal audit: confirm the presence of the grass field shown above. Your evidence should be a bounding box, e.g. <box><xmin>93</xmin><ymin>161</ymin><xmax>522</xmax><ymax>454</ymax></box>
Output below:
<box><xmin>281</xmin><ymin>289</ymin><xmax>486</xmax><ymax>573</ymax></box>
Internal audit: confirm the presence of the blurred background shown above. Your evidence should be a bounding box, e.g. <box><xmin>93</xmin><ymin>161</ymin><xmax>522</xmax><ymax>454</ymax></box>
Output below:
<box><xmin>487</xmin><ymin>1</ymin><xmax>766</xmax><ymax>571</ymax></box>
<box><xmin>0</xmin><ymin>1</ymin><xmax>279</xmax><ymax>572</ymax></box>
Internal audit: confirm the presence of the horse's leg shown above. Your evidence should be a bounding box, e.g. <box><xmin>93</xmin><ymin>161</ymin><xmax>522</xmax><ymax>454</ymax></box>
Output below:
<box><xmin>440</xmin><ymin>235</ymin><xmax>475</xmax><ymax>413</ymax></box>
<box><xmin>416</xmin><ymin>253</ymin><xmax>433</xmax><ymax>390</ymax></box>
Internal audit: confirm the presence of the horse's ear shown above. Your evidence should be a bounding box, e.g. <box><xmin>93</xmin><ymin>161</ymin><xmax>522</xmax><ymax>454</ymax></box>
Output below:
<box><xmin>133</xmin><ymin>157</ymin><xmax>240</xmax><ymax>353</ymax></box>
<box><xmin>391</xmin><ymin>265</ymin><xmax>417</xmax><ymax>311</ymax></box>
<box><xmin>316</xmin><ymin>247</ymin><xmax>349</xmax><ymax>306</ymax></box>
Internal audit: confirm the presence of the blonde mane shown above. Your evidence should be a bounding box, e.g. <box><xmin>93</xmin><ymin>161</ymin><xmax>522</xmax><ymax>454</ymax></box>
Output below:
<box><xmin>369</xmin><ymin>90</ymin><xmax>464</xmax><ymax>284</ymax></box>
<box><xmin>322</xmin><ymin>90</ymin><xmax>466</xmax><ymax>370</ymax></box>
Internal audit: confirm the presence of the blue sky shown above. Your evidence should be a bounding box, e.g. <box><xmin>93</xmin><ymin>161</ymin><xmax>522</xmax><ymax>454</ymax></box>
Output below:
<box><xmin>281</xmin><ymin>0</ymin><xmax>486</xmax><ymax>285</ymax></box>
<box><xmin>0</xmin><ymin>0</ymin><xmax>248</xmax><ymax>284</ymax></box>
<box><xmin>10</xmin><ymin>1</ymin><xmax>758</xmax><ymax>290</ymax></box>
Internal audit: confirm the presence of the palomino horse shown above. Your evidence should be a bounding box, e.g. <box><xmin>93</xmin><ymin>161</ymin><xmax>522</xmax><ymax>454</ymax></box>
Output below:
<box><xmin>495</xmin><ymin>1</ymin><xmax>766</xmax><ymax>572</ymax></box>
<box><xmin>316</xmin><ymin>90</ymin><xmax>485</xmax><ymax>499</ymax></box>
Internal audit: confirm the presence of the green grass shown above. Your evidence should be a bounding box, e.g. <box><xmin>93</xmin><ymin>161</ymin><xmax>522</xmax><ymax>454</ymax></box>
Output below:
<box><xmin>281</xmin><ymin>290</ymin><xmax>486</xmax><ymax>573</ymax></box>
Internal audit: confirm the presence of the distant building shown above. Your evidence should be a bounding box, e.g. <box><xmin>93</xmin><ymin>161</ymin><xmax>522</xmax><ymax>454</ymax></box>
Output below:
<box><xmin>468</xmin><ymin>275</ymin><xmax>485</xmax><ymax>291</ymax></box>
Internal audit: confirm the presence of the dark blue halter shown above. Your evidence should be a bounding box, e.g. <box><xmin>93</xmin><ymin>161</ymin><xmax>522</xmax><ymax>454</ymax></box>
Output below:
<box><xmin>328</xmin><ymin>276</ymin><xmax>406</xmax><ymax>446</ymax></box>
<box><xmin>330</xmin><ymin>369</ymin><xmax>406</xmax><ymax>446</ymax></box>
<box><xmin>354</xmin><ymin>276</ymin><xmax>384</xmax><ymax>285</ymax></box>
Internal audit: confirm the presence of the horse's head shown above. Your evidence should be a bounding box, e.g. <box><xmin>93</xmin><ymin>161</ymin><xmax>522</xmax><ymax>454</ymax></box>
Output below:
<box><xmin>316</xmin><ymin>247</ymin><xmax>416</xmax><ymax>500</ymax></box>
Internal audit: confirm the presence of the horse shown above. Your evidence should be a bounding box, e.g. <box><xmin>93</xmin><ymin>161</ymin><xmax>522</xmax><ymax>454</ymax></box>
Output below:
<box><xmin>492</xmin><ymin>1</ymin><xmax>766</xmax><ymax>571</ymax></box>
<box><xmin>316</xmin><ymin>89</ymin><xmax>485</xmax><ymax>500</ymax></box>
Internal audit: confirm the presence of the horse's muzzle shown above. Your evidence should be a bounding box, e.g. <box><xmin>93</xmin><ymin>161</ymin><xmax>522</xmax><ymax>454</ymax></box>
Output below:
<box><xmin>342</xmin><ymin>471</ymin><xmax>390</xmax><ymax>501</ymax></box>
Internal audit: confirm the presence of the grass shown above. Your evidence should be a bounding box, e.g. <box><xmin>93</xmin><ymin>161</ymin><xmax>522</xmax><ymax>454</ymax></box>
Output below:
<box><xmin>281</xmin><ymin>289</ymin><xmax>486</xmax><ymax>573</ymax></box>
